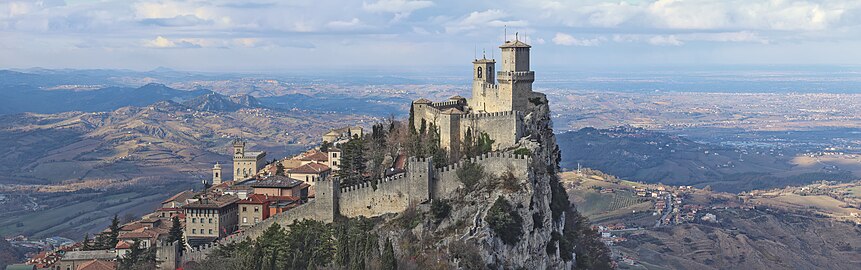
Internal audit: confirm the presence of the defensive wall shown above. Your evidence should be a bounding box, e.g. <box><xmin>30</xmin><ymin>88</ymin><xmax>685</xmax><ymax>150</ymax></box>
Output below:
<box><xmin>433</xmin><ymin>152</ymin><xmax>530</xmax><ymax>199</ymax></box>
<box><xmin>183</xmin><ymin>153</ymin><xmax>527</xmax><ymax>262</ymax></box>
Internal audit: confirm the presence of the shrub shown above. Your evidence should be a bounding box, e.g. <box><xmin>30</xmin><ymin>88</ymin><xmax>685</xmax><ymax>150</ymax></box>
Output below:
<box><xmin>449</xmin><ymin>240</ymin><xmax>485</xmax><ymax>270</ymax></box>
<box><xmin>485</xmin><ymin>197</ymin><xmax>523</xmax><ymax>246</ymax></box>
<box><xmin>513</xmin><ymin>148</ymin><xmax>530</xmax><ymax>156</ymax></box>
<box><xmin>431</xmin><ymin>200</ymin><xmax>452</xmax><ymax>223</ymax></box>
<box><xmin>528</xmin><ymin>97</ymin><xmax>544</xmax><ymax>106</ymax></box>
<box><xmin>500</xmin><ymin>170</ymin><xmax>520</xmax><ymax>192</ymax></box>
<box><xmin>457</xmin><ymin>161</ymin><xmax>485</xmax><ymax>191</ymax></box>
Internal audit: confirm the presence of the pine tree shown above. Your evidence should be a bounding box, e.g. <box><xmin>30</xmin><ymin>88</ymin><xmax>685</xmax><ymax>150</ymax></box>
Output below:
<box><xmin>381</xmin><ymin>238</ymin><xmax>397</xmax><ymax>270</ymax></box>
<box><xmin>108</xmin><ymin>214</ymin><xmax>120</xmax><ymax>248</ymax></box>
<box><xmin>166</xmin><ymin>216</ymin><xmax>185</xmax><ymax>254</ymax></box>
<box><xmin>82</xmin><ymin>233</ymin><xmax>91</xmax><ymax>251</ymax></box>
<box><xmin>275</xmin><ymin>162</ymin><xmax>285</xmax><ymax>176</ymax></box>
<box><xmin>408</xmin><ymin>104</ymin><xmax>417</xmax><ymax>135</ymax></box>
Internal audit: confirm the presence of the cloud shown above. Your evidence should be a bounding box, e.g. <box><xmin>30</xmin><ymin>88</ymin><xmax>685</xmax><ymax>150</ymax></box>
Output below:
<box><xmin>144</xmin><ymin>36</ymin><xmax>201</xmax><ymax>48</ymax></box>
<box><xmin>552</xmin><ymin>33</ymin><xmax>604</xmax><ymax>46</ymax></box>
<box><xmin>327</xmin><ymin>18</ymin><xmax>362</xmax><ymax>29</ymax></box>
<box><xmin>647</xmin><ymin>35</ymin><xmax>683</xmax><ymax>46</ymax></box>
<box><xmin>446</xmin><ymin>9</ymin><xmax>528</xmax><ymax>33</ymax></box>
<box><xmin>362</xmin><ymin>0</ymin><xmax>433</xmax><ymax>13</ymax></box>
<box><xmin>139</xmin><ymin>15</ymin><xmax>210</xmax><ymax>27</ymax></box>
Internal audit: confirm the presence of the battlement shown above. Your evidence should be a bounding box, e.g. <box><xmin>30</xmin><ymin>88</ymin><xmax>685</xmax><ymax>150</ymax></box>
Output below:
<box><xmin>497</xmin><ymin>71</ymin><xmax>535</xmax><ymax>82</ymax></box>
<box><xmin>340</xmin><ymin>173</ymin><xmax>407</xmax><ymax>193</ymax></box>
<box><xmin>479</xmin><ymin>82</ymin><xmax>499</xmax><ymax>90</ymax></box>
<box><xmin>435</xmin><ymin>151</ymin><xmax>530</xmax><ymax>173</ymax></box>
<box><xmin>431</xmin><ymin>100</ymin><xmax>462</xmax><ymax>108</ymax></box>
<box><xmin>461</xmin><ymin>110</ymin><xmax>523</xmax><ymax>120</ymax></box>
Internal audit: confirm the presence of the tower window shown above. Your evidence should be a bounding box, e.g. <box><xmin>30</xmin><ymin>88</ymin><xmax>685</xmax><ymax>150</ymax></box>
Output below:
<box><xmin>477</xmin><ymin>67</ymin><xmax>483</xmax><ymax>78</ymax></box>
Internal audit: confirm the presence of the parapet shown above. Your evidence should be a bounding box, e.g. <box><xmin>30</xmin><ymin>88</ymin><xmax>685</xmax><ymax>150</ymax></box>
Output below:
<box><xmin>461</xmin><ymin>110</ymin><xmax>523</xmax><ymax>120</ymax></box>
<box><xmin>434</xmin><ymin>151</ymin><xmax>530</xmax><ymax>173</ymax></box>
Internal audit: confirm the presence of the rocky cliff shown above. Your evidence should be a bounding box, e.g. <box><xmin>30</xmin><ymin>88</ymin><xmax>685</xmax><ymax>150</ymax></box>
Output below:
<box><xmin>373</xmin><ymin>92</ymin><xmax>609</xmax><ymax>269</ymax></box>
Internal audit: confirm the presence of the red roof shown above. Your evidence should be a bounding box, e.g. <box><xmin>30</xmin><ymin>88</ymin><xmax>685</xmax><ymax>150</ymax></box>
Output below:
<box><xmin>288</xmin><ymin>162</ymin><xmax>330</xmax><ymax>174</ymax></box>
<box><xmin>238</xmin><ymin>194</ymin><xmax>299</xmax><ymax>204</ymax></box>
<box><xmin>115</xmin><ymin>241</ymin><xmax>132</xmax><ymax>249</ymax></box>
<box><xmin>298</xmin><ymin>151</ymin><xmax>328</xmax><ymax>162</ymax></box>
<box><xmin>76</xmin><ymin>259</ymin><xmax>115</xmax><ymax>270</ymax></box>
<box><xmin>162</xmin><ymin>190</ymin><xmax>195</xmax><ymax>204</ymax></box>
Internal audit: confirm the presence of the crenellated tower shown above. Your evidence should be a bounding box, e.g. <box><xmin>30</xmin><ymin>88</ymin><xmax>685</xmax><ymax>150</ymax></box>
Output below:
<box><xmin>497</xmin><ymin>38</ymin><xmax>534</xmax><ymax>113</ymax></box>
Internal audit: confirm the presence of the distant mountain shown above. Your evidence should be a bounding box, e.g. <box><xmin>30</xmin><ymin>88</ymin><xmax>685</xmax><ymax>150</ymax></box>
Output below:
<box><xmin>557</xmin><ymin>127</ymin><xmax>854</xmax><ymax>192</ymax></box>
<box><xmin>230</xmin><ymin>94</ymin><xmax>262</xmax><ymax>108</ymax></box>
<box><xmin>0</xmin><ymin>83</ymin><xmax>210</xmax><ymax>115</ymax></box>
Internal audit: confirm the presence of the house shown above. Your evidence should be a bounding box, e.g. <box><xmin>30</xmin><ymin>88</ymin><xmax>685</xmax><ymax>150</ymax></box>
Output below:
<box><xmin>287</xmin><ymin>163</ymin><xmax>331</xmax><ymax>194</ymax></box>
<box><xmin>237</xmin><ymin>194</ymin><xmax>271</xmax><ymax>229</ymax></box>
<box><xmin>161</xmin><ymin>190</ymin><xmax>195</xmax><ymax>209</ymax></box>
<box><xmin>57</xmin><ymin>250</ymin><xmax>116</xmax><ymax>270</ymax></box>
<box><xmin>117</xmin><ymin>227</ymin><xmax>167</xmax><ymax>249</ymax></box>
<box><xmin>75</xmin><ymin>259</ymin><xmax>115</xmax><ymax>270</ymax></box>
<box><xmin>250</xmin><ymin>176</ymin><xmax>309</xmax><ymax>200</ymax></box>
<box><xmin>183</xmin><ymin>195</ymin><xmax>240</xmax><ymax>247</ymax></box>
<box><xmin>297</xmin><ymin>150</ymin><xmax>329</xmax><ymax>165</ymax></box>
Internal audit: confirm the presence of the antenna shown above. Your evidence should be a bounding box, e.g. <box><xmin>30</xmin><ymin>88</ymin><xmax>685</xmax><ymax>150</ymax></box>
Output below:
<box><xmin>474</xmin><ymin>44</ymin><xmax>477</xmax><ymax>59</ymax></box>
<box><xmin>515</xmin><ymin>32</ymin><xmax>519</xmax><ymax>41</ymax></box>
<box><xmin>482</xmin><ymin>48</ymin><xmax>486</xmax><ymax>59</ymax></box>
<box><xmin>504</xmin><ymin>25</ymin><xmax>507</xmax><ymax>41</ymax></box>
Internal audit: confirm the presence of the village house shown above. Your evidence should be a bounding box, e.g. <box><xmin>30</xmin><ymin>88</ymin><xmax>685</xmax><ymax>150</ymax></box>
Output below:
<box><xmin>250</xmin><ymin>176</ymin><xmax>310</xmax><ymax>200</ymax></box>
<box><xmin>287</xmin><ymin>162</ymin><xmax>331</xmax><ymax>194</ymax></box>
<box><xmin>56</xmin><ymin>250</ymin><xmax>116</xmax><ymax>270</ymax></box>
<box><xmin>182</xmin><ymin>195</ymin><xmax>240</xmax><ymax>247</ymax></box>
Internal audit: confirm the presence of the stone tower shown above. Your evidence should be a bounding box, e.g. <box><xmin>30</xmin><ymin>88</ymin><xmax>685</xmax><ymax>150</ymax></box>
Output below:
<box><xmin>497</xmin><ymin>38</ymin><xmax>534</xmax><ymax>112</ymax></box>
<box><xmin>212</xmin><ymin>163</ymin><xmax>222</xmax><ymax>186</ymax></box>
<box><xmin>471</xmin><ymin>55</ymin><xmax>496</xmax><ymax>112</ymax></box>
<box><xmin>232</xmin><ymin>139</ymin><xmax>245</xmax><ymax>158</ymax></box>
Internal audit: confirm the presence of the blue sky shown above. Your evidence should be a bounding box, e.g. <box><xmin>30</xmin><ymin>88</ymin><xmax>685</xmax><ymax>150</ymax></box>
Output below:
<box><xmin>3</xmin><ymin>0</ymin><xmax>861</xmax><ymax>72</ymax></box>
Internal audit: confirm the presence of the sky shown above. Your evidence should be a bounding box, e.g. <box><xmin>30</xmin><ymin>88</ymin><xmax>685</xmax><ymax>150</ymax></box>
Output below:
<box><xmin>2</xmin><ymin>0</ymin><xmax>861</xmax><ymax>72</ymax></box>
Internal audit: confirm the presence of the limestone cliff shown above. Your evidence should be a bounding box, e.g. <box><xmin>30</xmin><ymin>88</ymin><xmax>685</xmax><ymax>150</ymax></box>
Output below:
<box><xmin>374</xmin><ymin>92</ymin><xmax>599</xmax><ymax>269</ymax></box>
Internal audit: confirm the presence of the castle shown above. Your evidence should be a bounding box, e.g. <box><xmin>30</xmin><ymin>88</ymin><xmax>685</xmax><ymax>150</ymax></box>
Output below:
<box><xmin>412</xmin><ymin>38</ymin><xmax>534</xmax><ymax>151</ymax></box>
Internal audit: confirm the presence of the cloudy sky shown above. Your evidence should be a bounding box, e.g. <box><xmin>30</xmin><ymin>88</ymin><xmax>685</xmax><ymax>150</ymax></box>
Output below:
<box><xmin>2</xmin><ymin>0</ymin><xmax>861</xmax><ymax>72</ymax></box>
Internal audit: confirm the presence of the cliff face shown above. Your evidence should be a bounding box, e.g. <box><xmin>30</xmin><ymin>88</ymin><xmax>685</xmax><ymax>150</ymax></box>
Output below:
<box><xmin>377</xmin><ymin>92</ymin><xmax>576</xmax><ymax>269</ymax></box>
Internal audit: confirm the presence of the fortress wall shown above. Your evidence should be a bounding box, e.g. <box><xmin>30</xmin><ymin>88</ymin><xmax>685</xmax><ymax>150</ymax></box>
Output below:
<box><xmin>156</xmin><ymin>240</ymin><xmax>180</xmax><ymax>269</ymax></box>
<box><xmin>460</xmin><ymin>111</ymin><xmax>524</xmax><ymax>150</ymax></box>
<box><xmin>433</xmin><ymin>152</ymin><xmax>530</xmax><ymax>199</ymax></box>
<box><xmin>339</xmin><ymin>158</ymin><xmax>432</xmax><ymax>217</ymax></box>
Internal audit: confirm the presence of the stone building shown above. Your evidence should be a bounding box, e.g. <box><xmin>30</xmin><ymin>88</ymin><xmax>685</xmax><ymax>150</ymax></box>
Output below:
<box><xmin>412</xmin><ymin>38</ymin><xmax>533</xmax><ymax>152</ymax></box>
<box><xmin>56</xmin><ymin>250</ymin><xmax>116</xmax><ymax>270</ymax></box>
<box><xmin>182</xmin><ymin>195</ymin><xmax>240</xmax><ymax>246</ymax></box>
<box><xmin>232</xmin><ymin>139</ymin><xmax>266</xmax><ymax>181</ymax></box>
<box><xmin>212</xmin><ymin>163</ymin><xmax>222</xmax><ymax>186</ymax></box>
<box><xmin>250</xmin><ymin>176</ymin><xmax>309</xmax><ymax>199</ymax></box>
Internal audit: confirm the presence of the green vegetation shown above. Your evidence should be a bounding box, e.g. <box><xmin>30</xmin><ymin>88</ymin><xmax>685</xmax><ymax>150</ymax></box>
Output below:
<box><xmin>336</xmin><ymin>137</ymin><xmax>369</xmax><ymax>186</ymax></box>
<box><xmin>166</xmin><ymin>216</ymin><xmax>185</xmax><ymax>254</ymax></box>
<box><xmin>381</xmin><ymin>238</ymin><xmax>397</xmax><ymax>270</ymax></box>
<box><xmin>456</xmin><ymin>161</ymin><xmax>485</xmax><ymax>191</ymax></box>
<box><xmin>335</xmin><ymin>217</ymin><xmax>380</xmax><ymax>270</ymax></box>
<box><xmin>485</xmin><ymin>197</ymin><xmax>523</xmax><ymax>246</ymax></box>
<box><xmin>118</xmin><ymin>240</ymin><xmax>156</xmax><ymax>270</ymax></box>
<box><xmin>449</xmin><ymin>240</ymin><xmax>485</xmax><ymax>270</ymax></box>
<box><xmin>528</xmin><ymin>97</ymin><xmax>544</xmax><ymax>106</ymax></box>
<box><xmin>462</xmin><ymin>128</ymin><xmax>494</xmax><ymax>158</ymax></box>
<box><xmin>513</xmin><ymin>148</ymin><xmax>530</xmax><ymax>156</ymax></box>
<box><xmin>430</xmin><ymin>200</ymin><xmax>452</xmax><ymax>223</ymax></box>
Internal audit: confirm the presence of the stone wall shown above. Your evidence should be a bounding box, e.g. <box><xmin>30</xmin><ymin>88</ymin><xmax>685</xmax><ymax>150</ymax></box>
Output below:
<box><xmin>460</xmin><ymin>111</ymin><xmax>524</xmax><ymax>150</ymax></box>
<box><xmin>156</xmin><ymin>240</ymin><xmax>180</xmax><ymax>269</ymax></box>
<box><xmin>339</xmin><ymin>157</ymin><xmax>432</xmax><ymax>217</ymax></box>
<box><xmin>433</xmin><ymin>152</ymin><xmax>530</xmax><ymax>199</ymax></box>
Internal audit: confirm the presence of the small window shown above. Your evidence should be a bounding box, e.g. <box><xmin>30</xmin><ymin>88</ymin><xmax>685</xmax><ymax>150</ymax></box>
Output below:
<box><xmin>209</xmin><ymin>229</ymin><xmax>213</xmax><ymax>234</ymax></box>
<box><xmin>209</xmin><ymin>218</ymin><xmax>213</xmax><ymax>223</ymax></box>
<box><xmin>333</xmin><ymin>153</ymin><xmax>337</xmax><ymax>158</ymax></box>
<box><xmin>254</xmin><ymin>207</ymin><xmax>259</xmax><ymax>213</ymax></box>
<box><xmin>192</xmin><ymin>229</ymin><xmax>196</xmax><ymax>234</ymax></box>
<box><xmin>477</xmin><ymin>66</ymin><xmax>483</xmax><ymax>78</ymax></box>
<box><xmin>243</xmin><ymin>217</ymin><xmax>247</xmax><ymax>223</ymax></box>
<box><xmin>191</xmin><ymin>218</ymin><xmax>195</xmax><ymax>223</ymax></box>
<box><xmin>215</xmin><ymin>172</ymin><xmax>219</xmax><ymax>177</ymax></box>
<box><xmin>254</xmin><ymin>218</ymin><xmax>259</xmax><ymax>223</ymax></box>
<box><xmin>242</xmin><ymin>206</ymin><xmax>247</xmax><ymax>212</ymax></box>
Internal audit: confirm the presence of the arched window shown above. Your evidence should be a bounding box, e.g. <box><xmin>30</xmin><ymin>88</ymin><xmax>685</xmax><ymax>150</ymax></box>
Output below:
<box><xmin>477</xmin><ymin>67</ymin><xmax>483</xmax><ymax>78</ymax></box>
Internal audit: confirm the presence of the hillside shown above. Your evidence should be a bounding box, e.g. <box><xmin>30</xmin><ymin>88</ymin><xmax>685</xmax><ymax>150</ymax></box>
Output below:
<box><xmin>0</xmin><ymin>100</ymin><xmax>372</xmax><ymax>239</ymax></box>
<box><xmin>0</xmin><ymin>83</ymin><xmax>210</xmax><ymax>115</ymax></box>
<box><xmin>561</xmin><ymin>170</ymin><xmax>861</xmax><ymax>269</ymax></box>
<box><xmin>557</xmin><ymin>127</ymin><xmax>856</xmax><ymax>192</ymax></box>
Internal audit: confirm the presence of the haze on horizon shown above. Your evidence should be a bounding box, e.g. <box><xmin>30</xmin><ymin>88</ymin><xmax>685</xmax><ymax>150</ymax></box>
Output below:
<box><xmin>3</xmin><ymin>0</ymin><xmax>861</xmax><ymax>72</ymax></box>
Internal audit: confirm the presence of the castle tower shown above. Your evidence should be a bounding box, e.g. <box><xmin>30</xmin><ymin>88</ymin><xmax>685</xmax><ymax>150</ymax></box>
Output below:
<box><xmin>212</xmin><ymin>163</ymin><xmax>222</xmax><ymax>186</ymax></box>
<box><xmin>471</xmin><ymin>54</ymin><xmax>496</xmax><ymax>112</ymax></box>
<box><xmin>497</xmin><ymin>37</ymin><xmax>534</xmax><ymax>112</ymax></box>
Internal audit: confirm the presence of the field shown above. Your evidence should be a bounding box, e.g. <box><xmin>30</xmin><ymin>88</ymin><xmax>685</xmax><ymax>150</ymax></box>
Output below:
<box><xmin>562</xmin><ymin>172</ymin><xmax>656</xmax><ymax>223</ymax></box>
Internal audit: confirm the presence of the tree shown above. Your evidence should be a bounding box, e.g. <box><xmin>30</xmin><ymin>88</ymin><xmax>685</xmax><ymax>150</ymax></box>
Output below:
<box><xmin>82</xmin><ymin>233</ymin><xmax>91</xmax><ymax>251</ymax></box>
<box><xmin>118</xmin><ymin>240</ymin><xmax>156</xmax><ymax>270</ymax></box>
<box><xmin>321</xmin><ymin>141</ymin><xmax>332</xmax><ymax>152</ymax></box>
<box><xmin>381</xmin><ymin>238</ymin><xmax>397</xmax><ymax>270</ymax></box>
<box><xmin>336</xmin><ymin>138</ymin><xmax>368</xmax><ymax>186</ymax></box>
<box><xmin>485</xmin><ymin>196</ymin><xmax>523</xmax><ymax>246</ymax></box>
<box><xmin>335</xmin><ymin>217</ymin><xmax>379</xmax><ymax>270</ymax></box>
<box><xmin>166</xmin><ymin>216</ymin><xmax>185</xmax><ymax>254</ymax></box>
<box><xmin>275</xmin><ymin>162</ymin><xmax>285</xmax><ymax>176</ymax></box>
<box><xmin>108</xmin><ymin>214</ymin><xmax>120</xmax><ymax>248</ymax></box>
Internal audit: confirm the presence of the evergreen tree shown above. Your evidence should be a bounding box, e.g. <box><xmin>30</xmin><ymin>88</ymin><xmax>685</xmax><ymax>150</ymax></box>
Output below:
<box><xmin>381</xmin><ymin>238</ymin><xmax>397</xmax><ymax>270</ymax></box>
<box><xmin>275</xmin><ymin>162</ymin><xmax>285</xmax><ymax>176</ymax></box>
<box><xmin>82</xmin><ymin>233</ymin><xmax>91</xmax><ymax>251</ymax></box>
<box><xmin>108</xmin><ymin>214</ymin><xmax>120</xmax><ymax>248</ymax></box>
<box><xmin>336</xmin><ymin>138</ymin><xmax>367</xmax><ymax>186</ymax></box>
<box><xmin>166</xmin><ymin>216</ymin><xmax>185</xmax><ymax>254</ymax></box>
<box><xmin>118</xmin><ymin>240</ymin><xmax>156</xmax><ymax>270</ymax></box>
<box><xmin>408</xmin><ymin>104</ymin><xmax>417</xmax><ymax>135</ymax></box>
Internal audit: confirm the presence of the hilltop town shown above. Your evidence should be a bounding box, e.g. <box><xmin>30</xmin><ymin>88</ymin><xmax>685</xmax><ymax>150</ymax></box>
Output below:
<box><xmin>11</xmin><ymin>38</ymin><xmax>612</xmax><ymax>270</ymax></box>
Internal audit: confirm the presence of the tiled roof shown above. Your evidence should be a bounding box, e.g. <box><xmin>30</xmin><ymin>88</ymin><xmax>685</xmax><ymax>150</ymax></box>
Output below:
<box><xmin>115</xmin><ymin>241</ymin><xmax>132</xmax><ymax>249</ymax></box>
<box><xmin>288</xmin><ymin>162</ymin><xmax>330</xmax><ymax>174</ymax></box>
<box><xmin>251</xmin><ymin>176</ymin><xmax>304</xmax><ymax>188</ymax></box>
<box><xmin>182</xmin><ymin>195</ymin><xmax>239</xmax><ymax>209</ymax></box>
<box><xmin>77</xmin><ymin>259</ymin><xmax>116</xmax><ymax>270</ymax></box>
<box><xmin>162</xmin><ymin>190</ymin><xmax>194</xmax><ymax>204</ymax></box>
<box><xmin>413</xmin><ymin>98</ymin><xmax>432</xmax><ymax>104</ymax></box>
<box><xmin>298</xmin><ymin>151</ymin><xmax>328</xmax><ymax>162</ymax></box>
<box><xmin>61</xmin><ymin>250</ymin><xmax>117</xmax><ymax>261</ymax></box>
